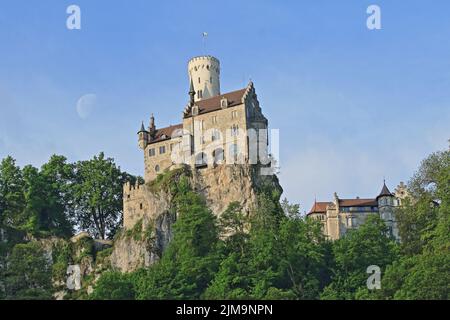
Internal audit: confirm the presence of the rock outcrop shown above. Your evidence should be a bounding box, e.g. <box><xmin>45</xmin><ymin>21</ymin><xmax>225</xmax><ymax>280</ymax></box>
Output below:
<box><xmin>111</xmin><ymin>164</ymin><xmax>282</xmax><ymax>273</ymax></box>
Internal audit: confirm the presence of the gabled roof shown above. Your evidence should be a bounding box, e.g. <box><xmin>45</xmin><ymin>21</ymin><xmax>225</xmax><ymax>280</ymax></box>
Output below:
<box><xmin>308</xmin><ymin>202</ymin><xmax>330</xmax><ymax>215</ymax></box>
<box><xmin>148</xmin><ymin>124</ymin><xmax>183</xmax><ymax>145</ymax></box>
<box><xmin>183</xmin><ymin>85</ymin><xmax>251</xmax><ymax>118</ymax></box>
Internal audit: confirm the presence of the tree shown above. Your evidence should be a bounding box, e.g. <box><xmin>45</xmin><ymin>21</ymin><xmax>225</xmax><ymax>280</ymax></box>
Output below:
<box><xmin>4</xmin><ymin>242</ymin><xmax>53</xmax><ymax>300</ymax></box>
<box><xmin>218</xmin><ymin>202</ymin><xmax>248</xmax><ymax>256</ymax></box>
<box><xmin>321</xmin><ymin>215</ymin><xmax>399</xmax><ymax>300</ymax></box>
<box><xmin>91</xmin><ymin>271</ymin><xmax>135</xmax><ymax>300</ymax></box>
<box><xmin>134</xmin><ymin>187</ymin><xmax>220</xmax><ymax>300</ymax></box>
<box><xmin>276</xmin><ymin>216</ymin><xmax>331</xmax><ymax>299</ymax></box>
<box><xmin>71</xmin><ymin>152</ymin><xmax>129</xmax><ymax>239</ymax></box>
<box><xmin>0</xmin><ymin>156</ymin><xmax>25</xmax><ymax>228</ymax></box>
<box><xmin>39</xmin><ymin>155</ymin><xmax>75</xmax><ymax>237</ymax></box>
<box><xmin>375</xmin><ymin>147</ymin><xmax>450</xmax><ymax>300</ymax></box>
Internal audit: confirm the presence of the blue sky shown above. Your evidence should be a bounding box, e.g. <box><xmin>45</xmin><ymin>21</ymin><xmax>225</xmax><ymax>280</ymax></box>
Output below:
<box><xmin>0</xmin><ymin>0</ymin><xmax>449</xmax><ymax>212</ymax></box>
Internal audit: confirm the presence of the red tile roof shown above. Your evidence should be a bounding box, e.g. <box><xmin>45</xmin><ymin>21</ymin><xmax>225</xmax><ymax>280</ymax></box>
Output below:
<box><xmin>339</xmin><ymin>198</ymin><xmax>377</xmax><ymax>207</ymax></box>
<box><xmin>307</xmin><ymin>198</ymin><xmax>378</xmax><ymax>215</ymax></box>
<box><xmin>308</xmin><ymin>202</ymin><xmax>330</xmax><ymax>214</ymax></box>
<box><xmin>184</xmin><ymin>88</ymin><xmax>247</xmax><ymax>118</ymax></box>
<box><xmin>148</xmin><ymin>123</ymin><xmax>183</xmax><ymax>145</ymax></box>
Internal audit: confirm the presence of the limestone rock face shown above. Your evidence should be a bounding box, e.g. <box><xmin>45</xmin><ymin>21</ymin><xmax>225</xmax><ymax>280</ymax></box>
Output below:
<box><xmin>110</xmin><ymin>212</ymin><xmax>174</xmax><ymax>272</ymax></box>
<box><xmin>111</xmin><ymin>164</ymin><xmax>281</xmax><ymax>273</ymax></box>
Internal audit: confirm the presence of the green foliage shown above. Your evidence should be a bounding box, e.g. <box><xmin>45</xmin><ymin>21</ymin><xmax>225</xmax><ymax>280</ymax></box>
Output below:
<box><xmin>206</xmin><ymin>197</ymin><xmax>330</xmax><ymax>300</ymax></box>
<box><xmin>71</xmin><ymin>152</ymin><xmax>131</xmax><ymax>239</ymax></box>
<box><xmin>321</xmin><ymin>215</ymin><xmax>399</xmax><ymax>300</ymax></box>
<box><xmin>52</xmin><ymin>241</ymin><xmax>72</xmax><ymax>283</ymax></box>
<box><xmin>0</xmin><ymin>156</ymin><xmax>73</xmax><ymax>238</ymax></box>
<box><xmin>125</xmin><ymin>218</ymin><xmax>143</xmax><ymax>241</ymax></box>
<box><xmin>91</xmin><ymin>271</ymin><xmax>135</xmax><ymax>300</ymax></box>
<box><xmin>374</xmin><ymin>148</ymin><xmax>450</xmax><ymax>300</ymax></box>
<box><xmin>134</xmin><ymin>188</ymin><xmax>220</xmax><ymax>299</ymax></box>
<box><xmin>0</xmin><ymin>156</ymin><xmax>25</xmax><ymax>228</ymax></box>
<box><xmin>4</xmin><ymin>242</ymin><xmax>53</xmax><ymax>300</ymax></box>
<box><xmin>147</xmin><ymin>165</ymin><xmax>191</xmax><ymax>195</ymax></box>
<box><xmin>1</xmin><ymin>146</ymin><xmax>449</xmax><ymax>300</ymax></box>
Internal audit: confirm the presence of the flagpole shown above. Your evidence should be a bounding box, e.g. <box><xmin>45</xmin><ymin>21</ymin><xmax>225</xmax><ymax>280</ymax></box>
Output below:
<box><xmin>202</xmin><ymin>32</ymin><xmax>208</xmax><ymax>54</ymax></box>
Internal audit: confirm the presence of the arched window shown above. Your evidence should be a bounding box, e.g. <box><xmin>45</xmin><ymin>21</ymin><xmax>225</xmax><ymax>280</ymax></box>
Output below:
<box><xmin>155</xmin><ymin>165</ymin><xmax>160</xmax><ymax>173</ymax></box>
<box><xmin>195</xmin><ymin>152</ymin><xmax>208</xmax><ymax>168</ymax></box>
<box><xmin>212</xmin><ymin>148</ymin><xmax>224</xmax><ymax>165</ymax></box>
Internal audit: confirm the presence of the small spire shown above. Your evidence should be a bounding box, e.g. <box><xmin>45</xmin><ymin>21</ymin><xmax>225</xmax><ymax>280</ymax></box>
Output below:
<box><xmin>149</xmin><ymin>113</ymin><xmax>155</xmax><ymax>132</ymax></box>
<box><xmin>139</xmin><ymin>121</ymin><xmax>145</xmax><ymax>132</ymax></box>
<box><xmin>377</xmin><ymin>180</ymin><xmax>393</xmax><ymax>199</ymax></box>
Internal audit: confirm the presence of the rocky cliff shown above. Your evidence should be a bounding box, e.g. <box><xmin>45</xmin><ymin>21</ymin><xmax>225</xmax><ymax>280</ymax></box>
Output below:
<box><xmin>111</xmin><ymin>164</ymin><xmax>282</xmax><ymax>272</ymax></box>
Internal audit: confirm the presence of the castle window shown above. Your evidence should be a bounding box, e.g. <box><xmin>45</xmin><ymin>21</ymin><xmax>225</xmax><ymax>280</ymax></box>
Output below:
<box><xmin>213</xmin><ymin>148</ymin><xmax>224</xmax><ymax>164</ymax></box>
<box><xmin>198</xmin><ymin>77</ymin><xmax>201</xmax><ymax>84</ymax></box>
<box><xmin>221</xmin><ymin>98</ymin><xmax>228</xmax><ymax>109</ymax></box>
<box><xmin>159</xmin><ymin>146</ymin><xmax>166</xmax><ymax>154</ymax></box>
<box><xmin>229</xmin><ymin>143</ymin><xmax>239</xmax><ymax>161</ymax></box>
<box><xmin>195</xmin><ymin>152</ymin><xmax>208</xmax><ymax>168</ymax></box>
<box><xmin>200</xmin><ymin>136</ymin><xmax>205</xmax><ymax>145</ymax></box>
<box><xmin>140</xmin><ymin>203</ymin><xmax>143</xmax><ymax>210</ymax></box>
<box><xmin>231</xmin><ymin>125</ymin><xmax>239</xmax><ymax>136</ymax></box>
<box><xmin>211</xmin><ymin>130</ymin><xmax>220</xmax><ymax>142</ymax></box>
<box><xmin>210</xmin><ymin>76</ymin><xmax>212</xmax><ymax>83</ymax></box>
<box><xmin>155</xmin><ymin>165</ymin><xmax>160</xmax><ymax>173</ymax></box>
<box><xmin>212</xmin><ymin>116</ymin><xmax>217</xmax><ymax>125</ymax></box>
<box><xmin>231</xmin><ymin>110</ymin><xmax>237</xmax><ymax>119</ymax></box>
<box><xmin>149</xmin><ymin>148</ymin><xmax>156</xmax><ymax>157</ymax></box>
<box><xmin>192</xmin><ymin>105</ymin><xmax>199</xmax><ymax>116</ymax></box>
<box><xmin>198</xmin><ymin>90</ymin><xmax>203</xmax><ymax>99</ymax></box>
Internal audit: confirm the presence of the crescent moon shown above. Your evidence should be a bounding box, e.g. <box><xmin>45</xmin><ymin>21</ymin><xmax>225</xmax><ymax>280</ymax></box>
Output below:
<box><xmin>76</xmin><ymin>94</ymin><xmax>97</xmax><ymax>119</ymax></box>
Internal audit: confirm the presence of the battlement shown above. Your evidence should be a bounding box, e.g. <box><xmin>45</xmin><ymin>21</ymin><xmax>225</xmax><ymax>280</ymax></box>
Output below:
<box><xmin>123</xmin><ymin>181</ymin><xmax>149</xmax><ymax>229</ymax></box>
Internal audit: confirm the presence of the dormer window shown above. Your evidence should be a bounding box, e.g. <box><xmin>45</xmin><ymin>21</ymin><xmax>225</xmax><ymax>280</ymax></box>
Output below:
<box><xmin>221</xmin><ymin>98</ymin><xmax>228</xmax><ymax>109</ymax></box>
<box><xmin>192</xmin><ymin>105</ymin><xmax>199</xmax><ymax>116</ymax></box>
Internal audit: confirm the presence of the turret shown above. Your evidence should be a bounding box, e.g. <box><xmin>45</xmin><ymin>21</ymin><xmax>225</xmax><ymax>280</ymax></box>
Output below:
<box><xmin>188</xmin><ymin>55</ymin><xmax>220</xmax><ymax>101</ymax></box>
<box><xmin>138</xmin><ymin>121</ymin><xmax>149</xmax><ymax>150</ymax></box>
<box><xmin>376</xmin><ymin>180</ymin><xmax>394</xmax><ymax>208</ymax></box>
<box><xmin>377</xmin><ymin>180</ymin><xmax>397</xmax><ymax>238</ymax></box>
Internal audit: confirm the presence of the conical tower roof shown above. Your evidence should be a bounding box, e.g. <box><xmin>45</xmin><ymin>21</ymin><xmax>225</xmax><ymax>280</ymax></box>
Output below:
<box><xmin>138</xmin><ymin>121</ymin><xmax>146</xmax><ymax>133</ymax></box>
<box><xmin>377</xmin><ymin>181</ymin><xmax>393</xmax><ymax>199</ymax></box>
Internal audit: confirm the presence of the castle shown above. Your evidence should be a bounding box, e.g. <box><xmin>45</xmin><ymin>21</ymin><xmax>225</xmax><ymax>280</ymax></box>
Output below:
<box><xmin>121</xmin><ymin>54</ymin><xmax>407</xmax><ymax>243</ymax></box>
<box><xmin>123</xmin><ymin>55</ymin><xmax>273</xmax><ymax>230</ymax></box>
<box><xmin>307</xmin><ymin>181</ymin><xmax>408</xmax><ymax>240</ymax></box>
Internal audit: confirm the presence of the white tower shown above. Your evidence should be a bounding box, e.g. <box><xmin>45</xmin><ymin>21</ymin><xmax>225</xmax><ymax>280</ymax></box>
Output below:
<box><xmin>188</xmin><ymin>56</ymin><xmax>220</xmax><ymax>101</ymax></box>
